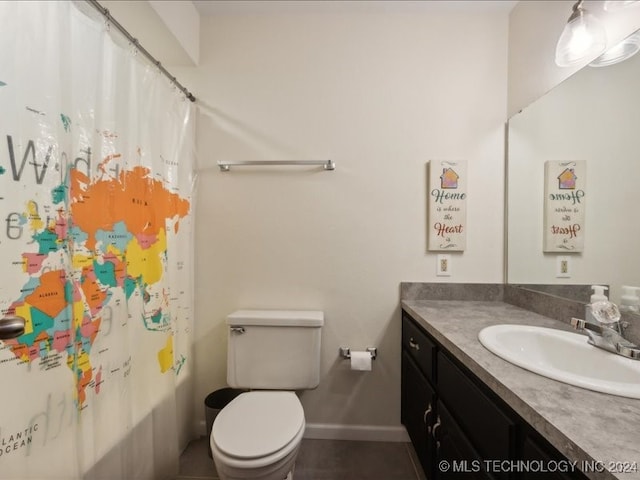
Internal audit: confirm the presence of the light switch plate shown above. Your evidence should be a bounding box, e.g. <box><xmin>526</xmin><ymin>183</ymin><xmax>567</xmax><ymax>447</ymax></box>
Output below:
<box><xmin>437</xmin><ymin>254</ymin><xmax>452</xmax><ymax>277</ymax></box>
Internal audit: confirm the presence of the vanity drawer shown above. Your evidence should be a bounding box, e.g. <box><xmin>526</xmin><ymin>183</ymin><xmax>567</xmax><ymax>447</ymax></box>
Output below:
<box><xmin>437</xmin><ymin>351</ymin><xmax>514</xmax><ymax>465</ymax></box>
<box><xmin>402</xmin><ymin>313</ymin><xmax>437</xmax><ymax>382</ymax></box>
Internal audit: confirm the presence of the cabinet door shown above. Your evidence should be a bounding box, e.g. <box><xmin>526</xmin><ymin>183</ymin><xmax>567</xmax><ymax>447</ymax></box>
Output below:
<box><xmin>437</xmin><ymin>351</ymin><xmax>515</xmax><ymax>468</ymax></box>
<box><xmin>521</xmin><ymin>435</ymin><xmax>589</xmax><ymax>480</ymax></box>
<box><xmin>402</xmin><ymin>350</ymin><xmax>436</xmax><ymax>478</ymax></box>
<box><xmin>435</xmin><ymin>401</ymin><xmax>494</xmax><ymax>480</ymax></box>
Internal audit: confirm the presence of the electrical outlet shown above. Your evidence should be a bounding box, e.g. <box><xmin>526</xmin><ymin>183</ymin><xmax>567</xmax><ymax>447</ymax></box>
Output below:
<box><xmin>437</xmin><ymin>254</ymin><xmax>452</xmax><ymax>277</ymax></box>
<box><xmin>556</xmin><ymin>256</ymin><xmax>571</xmax><ymax>278</ymax></box>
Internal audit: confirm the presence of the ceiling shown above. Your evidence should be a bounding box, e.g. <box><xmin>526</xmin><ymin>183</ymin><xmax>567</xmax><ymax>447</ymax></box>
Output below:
<box><xmin>193</xmin><ymin>0</ymin><xmax>518</xmax><ymax>16</ymax></box>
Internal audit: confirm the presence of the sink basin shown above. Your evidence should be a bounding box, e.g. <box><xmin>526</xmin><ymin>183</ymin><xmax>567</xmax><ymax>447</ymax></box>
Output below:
<box><xmin>478</xmin><ymin>324</ymin><xmax>640</xmax><ymax>399</ymax></box>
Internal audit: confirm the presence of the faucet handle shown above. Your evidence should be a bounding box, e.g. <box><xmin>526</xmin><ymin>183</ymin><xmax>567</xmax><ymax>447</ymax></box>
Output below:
<box><xmin>616</xmin><ymin>343</ymin><xmax>640</xmax><ymax>360</ymax></box>
<box><xmin>570</xmin><ymin>318</ymin><xmax>586</xmax><ymax>330</ymax></box>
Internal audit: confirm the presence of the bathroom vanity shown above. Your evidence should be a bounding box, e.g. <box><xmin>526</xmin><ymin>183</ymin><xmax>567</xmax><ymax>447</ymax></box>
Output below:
<box><xmin>400</xmin><ymin>298</ymin><xmax>640</xmax><ymax>480</ymax></box>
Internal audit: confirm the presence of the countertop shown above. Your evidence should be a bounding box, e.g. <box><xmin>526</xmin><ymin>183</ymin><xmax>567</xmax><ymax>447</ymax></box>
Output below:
<box><xmin>401</xmin><ymin>299</ymin><xmax>640</xmax><ymax>480</ymax></box>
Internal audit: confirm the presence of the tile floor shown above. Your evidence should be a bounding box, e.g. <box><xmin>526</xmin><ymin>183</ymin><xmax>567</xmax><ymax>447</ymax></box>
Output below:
<box><xmin>177</xmin><ymin>436</ymin><xmax>427</xmax><ymax>480</ymax></box>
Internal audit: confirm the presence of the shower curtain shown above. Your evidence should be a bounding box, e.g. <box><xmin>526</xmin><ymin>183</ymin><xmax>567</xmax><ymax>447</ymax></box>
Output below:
<box><xmin>0</xmin><ymin>1</ymin><xmax>195</xmax><ymax>478</ymax></box>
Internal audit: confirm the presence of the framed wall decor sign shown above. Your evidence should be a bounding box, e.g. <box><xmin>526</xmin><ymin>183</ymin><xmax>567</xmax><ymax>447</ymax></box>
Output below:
<box><xmin>543</xmin><ymin>160</ymin><xmax>586</xmax><ymax>252</ymax></box>
<box><xmin>427</xmin><ymin>160</ymin><xmax>467</xmax><ymax>251</ymax></box>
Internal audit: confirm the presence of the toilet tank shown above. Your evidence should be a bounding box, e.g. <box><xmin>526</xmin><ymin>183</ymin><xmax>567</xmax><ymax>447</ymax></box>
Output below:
<box><xmin>226</xmin><ymin>310</ymin><xmax>324</xmax><ymax>390</ymax></box>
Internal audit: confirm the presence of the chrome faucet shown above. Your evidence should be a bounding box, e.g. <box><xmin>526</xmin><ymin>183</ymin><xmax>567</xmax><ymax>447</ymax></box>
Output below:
<box><xmin>571</xmin><ymin>301</ymin><xmax>640</xmax><ymax>360</ymax></box>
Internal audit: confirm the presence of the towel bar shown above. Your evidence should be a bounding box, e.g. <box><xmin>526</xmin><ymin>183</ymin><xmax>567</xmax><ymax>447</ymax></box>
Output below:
<box><xmin>217</xmin><ymin>159</ymin><xmax>335</xmax><ymax>172</ymax></box>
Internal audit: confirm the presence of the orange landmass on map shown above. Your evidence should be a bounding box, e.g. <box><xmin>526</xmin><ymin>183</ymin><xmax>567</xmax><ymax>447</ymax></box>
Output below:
<box><xmin>24</xmin><ymin>270</ymin><xmax>67</xmax><ymax>319</ymax></box>
<box><xmin>81</xmin><ymin>267</ymin><xmax>108</xmax><ymax>315</ymax></box>
<box><xmin>72</xmin><ymin>350</ymin><xmax>93</xmax><ymax>406</ymax></box>
<box><xmin>70</xmin><ymin>166</ymin><xmax>190</xmax><ymax>250</ymax></box>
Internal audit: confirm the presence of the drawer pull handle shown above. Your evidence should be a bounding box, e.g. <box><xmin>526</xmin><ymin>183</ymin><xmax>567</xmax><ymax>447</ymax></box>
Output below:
<box><xmin>432</xmin><ymin>416</ymin><xmax>441</xmax><ymax>440</ymax></box>
<box><xmin>423</xmin><ymin>404</ymin><xmax>432</xmax><ymax>427</ymax></box>
<box><xmin>409</xmin><ymin>338</ymin><xmax>420</xmax><ymax>350</ymax></box>
<box><xmin>432</xmin><ymin>415</ymin><xmax>441</xmax><ymax>453</ymax></box>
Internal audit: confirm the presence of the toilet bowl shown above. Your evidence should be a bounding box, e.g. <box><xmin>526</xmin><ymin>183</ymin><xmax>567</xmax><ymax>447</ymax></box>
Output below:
<box><xmin>210</xmin><ymin>391</ymin><xmax>305</xmax><ymax>480</ymax></box>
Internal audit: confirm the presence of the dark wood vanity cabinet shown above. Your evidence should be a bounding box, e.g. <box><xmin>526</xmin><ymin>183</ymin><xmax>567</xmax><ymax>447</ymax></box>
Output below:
<box><xmin>402</xmin><ymin>350</ymin><xmax>436</xmax><ymax>477</ymax></box>
<box><xmin>401</xmin><ymin>314</ymin><xmax>438</xmax><ymax>478</ymax></box>
<box><xmin>401</xmin><ymin>310</ymin><xmax>589</xmax><ymax>480</ymax></box>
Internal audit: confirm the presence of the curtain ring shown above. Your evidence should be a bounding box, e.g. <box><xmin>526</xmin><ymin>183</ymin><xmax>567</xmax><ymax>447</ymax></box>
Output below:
<box><xmin>103</xmin><ymin>8</ymin><xmax>112</xmax><ymax>33</ymax></box>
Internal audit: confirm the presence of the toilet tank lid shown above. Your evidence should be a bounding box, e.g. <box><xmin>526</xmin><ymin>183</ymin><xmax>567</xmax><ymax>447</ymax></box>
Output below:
<box><xmin>227</xmin><ymin>309</ymin><xmax>324</xmax><ymax>327</ymax></box>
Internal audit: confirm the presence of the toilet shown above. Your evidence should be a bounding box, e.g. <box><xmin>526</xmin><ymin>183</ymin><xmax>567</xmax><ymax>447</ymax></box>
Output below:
<box><xmin>210</xmin><ymin>309</ymin><xmax>324</xmax><ymax>480</ymax></box>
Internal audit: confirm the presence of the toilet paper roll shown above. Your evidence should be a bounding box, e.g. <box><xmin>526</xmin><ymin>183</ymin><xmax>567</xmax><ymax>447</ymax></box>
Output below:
<box><xmin>350</xmin><ymin>351</ymin><xmax>372</xmax><ymax>371</ymax></box>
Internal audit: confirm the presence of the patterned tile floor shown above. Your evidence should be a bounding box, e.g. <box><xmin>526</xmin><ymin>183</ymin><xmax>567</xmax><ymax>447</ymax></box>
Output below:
<box><xmin>177</xmin><ymin>436</ymin><xmax>426</xmax><ymax>480</ymax></box>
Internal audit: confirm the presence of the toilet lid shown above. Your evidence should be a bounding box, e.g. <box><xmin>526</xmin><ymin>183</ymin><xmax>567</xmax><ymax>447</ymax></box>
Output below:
<box><xmin>212</xmin><ymin>391</ymin><xmax>304</xmax><ymax>459</ymax></box>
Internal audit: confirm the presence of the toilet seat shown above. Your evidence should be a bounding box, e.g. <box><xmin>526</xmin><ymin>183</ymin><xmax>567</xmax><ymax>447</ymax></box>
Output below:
<box><xmin>212</xmin><ymin>391</ymin><xmax>305</xmax><ymax>465</ymax></box>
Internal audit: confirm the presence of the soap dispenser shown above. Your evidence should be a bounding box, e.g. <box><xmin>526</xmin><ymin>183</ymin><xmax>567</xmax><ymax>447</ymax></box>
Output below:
<box><xmin>590</xmin><ymin>285</ymin><xmax>608</xmax><ymax>302</ymax></box>
<box><xmin>620</xmin><ymin>286</ymin><xmax>640</xmax><ymax>313</ymax></box>
<box><xmin>586</xmin><ymin>285</ymin><xmax>609</xmax><ymax>323</ymax></box>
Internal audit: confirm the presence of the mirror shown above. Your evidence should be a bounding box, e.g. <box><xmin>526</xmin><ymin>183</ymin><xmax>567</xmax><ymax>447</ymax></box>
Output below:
<box><xmin>507</xmin><ymin>29</ymin><xmax>640</xmax><ymax>306</ymax></box>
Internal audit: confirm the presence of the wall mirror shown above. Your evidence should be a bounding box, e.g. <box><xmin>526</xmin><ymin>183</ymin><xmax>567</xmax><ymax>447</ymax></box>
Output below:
<box><xmin>506</xmin><ymin>28</ymin><xmax>640</xmax><ymax>306</ymax></box>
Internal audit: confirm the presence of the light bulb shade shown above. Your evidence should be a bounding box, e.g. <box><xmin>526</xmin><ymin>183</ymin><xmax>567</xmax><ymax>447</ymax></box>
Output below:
<box><xmin>555</xmin><ymin>6</ymin><xmax>607</xmax><ymax>67</ymax></box>
<box><xmin>589</xmin><ymin>30</ymin><xmax>640</xmax><ymax>67</ymax></box>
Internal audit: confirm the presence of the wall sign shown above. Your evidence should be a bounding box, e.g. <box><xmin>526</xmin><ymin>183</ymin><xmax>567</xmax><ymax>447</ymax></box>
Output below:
<box><xmin>543</xmin><ymin>160</ymin><xmax>586</xmax><ymax>252</ymax></box>
<box><xmin>427</xmin><ymin>160</ymin><xmax>467</xmax><ymax>251</ymax></box>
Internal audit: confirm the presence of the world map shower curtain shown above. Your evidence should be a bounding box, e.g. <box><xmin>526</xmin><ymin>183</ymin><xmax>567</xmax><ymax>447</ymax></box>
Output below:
<box><xmin>0</xmin><ymin>2</ymin><xmax>195</xmax><ymax>478</ymax></box>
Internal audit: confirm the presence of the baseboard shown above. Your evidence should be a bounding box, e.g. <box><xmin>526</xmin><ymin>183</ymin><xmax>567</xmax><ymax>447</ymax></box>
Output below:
<box><xmin>198</xmin><ymin>419</ymin><xmax>410</xmax><ymax>443</ymax></box>
<box><xmin>303</xmin><ymin>423</ymin><xmax>410</xmax><ymax>442</ymax></box>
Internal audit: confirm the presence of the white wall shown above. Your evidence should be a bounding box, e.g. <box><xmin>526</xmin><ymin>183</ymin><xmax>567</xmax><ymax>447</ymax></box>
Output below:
<box><xmin>177</xmin><ymin>8</ymin><xmax>508</xmax><ymax>436</ymax></box>
<box><xmin>100</xmin><ymin>0</ymin><xmax>199</xmax><ymax>67</ymax></box>
<box><xmin>149</xmin><ymin>0</ymin><xmax>200</xmax><ymax>65</ymax></box>
<box><xmin>508</xmin><ymin>1</ymin><xmax>640</xmax><ymax>117</ymax></box>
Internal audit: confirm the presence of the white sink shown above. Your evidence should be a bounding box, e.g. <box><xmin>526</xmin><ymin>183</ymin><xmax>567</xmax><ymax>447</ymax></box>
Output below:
<box><xmin>478</xmin><ymin>324</ymin><xmax>640</xmax><ymax>399</ymax></box>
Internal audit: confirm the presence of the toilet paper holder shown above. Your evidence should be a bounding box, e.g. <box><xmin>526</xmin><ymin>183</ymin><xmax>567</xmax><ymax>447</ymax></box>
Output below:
<box><xmin>339</xmin><ymin>347</ymin><xmax>377</xmax><ymax>360</ymax></box>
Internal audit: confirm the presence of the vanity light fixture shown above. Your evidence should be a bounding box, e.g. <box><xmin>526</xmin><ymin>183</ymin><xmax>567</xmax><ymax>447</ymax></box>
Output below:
<box><xmin>555</xmin><ymin>0</ymin><xmax>607</xmax><ymax>67</ymax></box>
<box><xmin>589</xmin><ymin>30</ymin><xmax>640</xmax><ymax>67</ymax></box>
<box><xmin>603</xmin><ymin>0</ymin><xmax>640</xmax><ymax>11</ymax></box>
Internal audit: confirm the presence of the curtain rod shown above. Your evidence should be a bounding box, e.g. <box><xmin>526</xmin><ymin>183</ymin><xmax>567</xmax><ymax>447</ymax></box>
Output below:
<box><xmin>85</xmin><ymin>0</ymin><xmax>196</xmax><ymax>102</ymax></box>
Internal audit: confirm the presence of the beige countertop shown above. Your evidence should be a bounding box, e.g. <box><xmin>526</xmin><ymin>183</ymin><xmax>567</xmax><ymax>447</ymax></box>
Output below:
<box><xmin>401</xmin><ymin>299</ymin><xmax>640</xmax><ymax>480</ymax></box>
